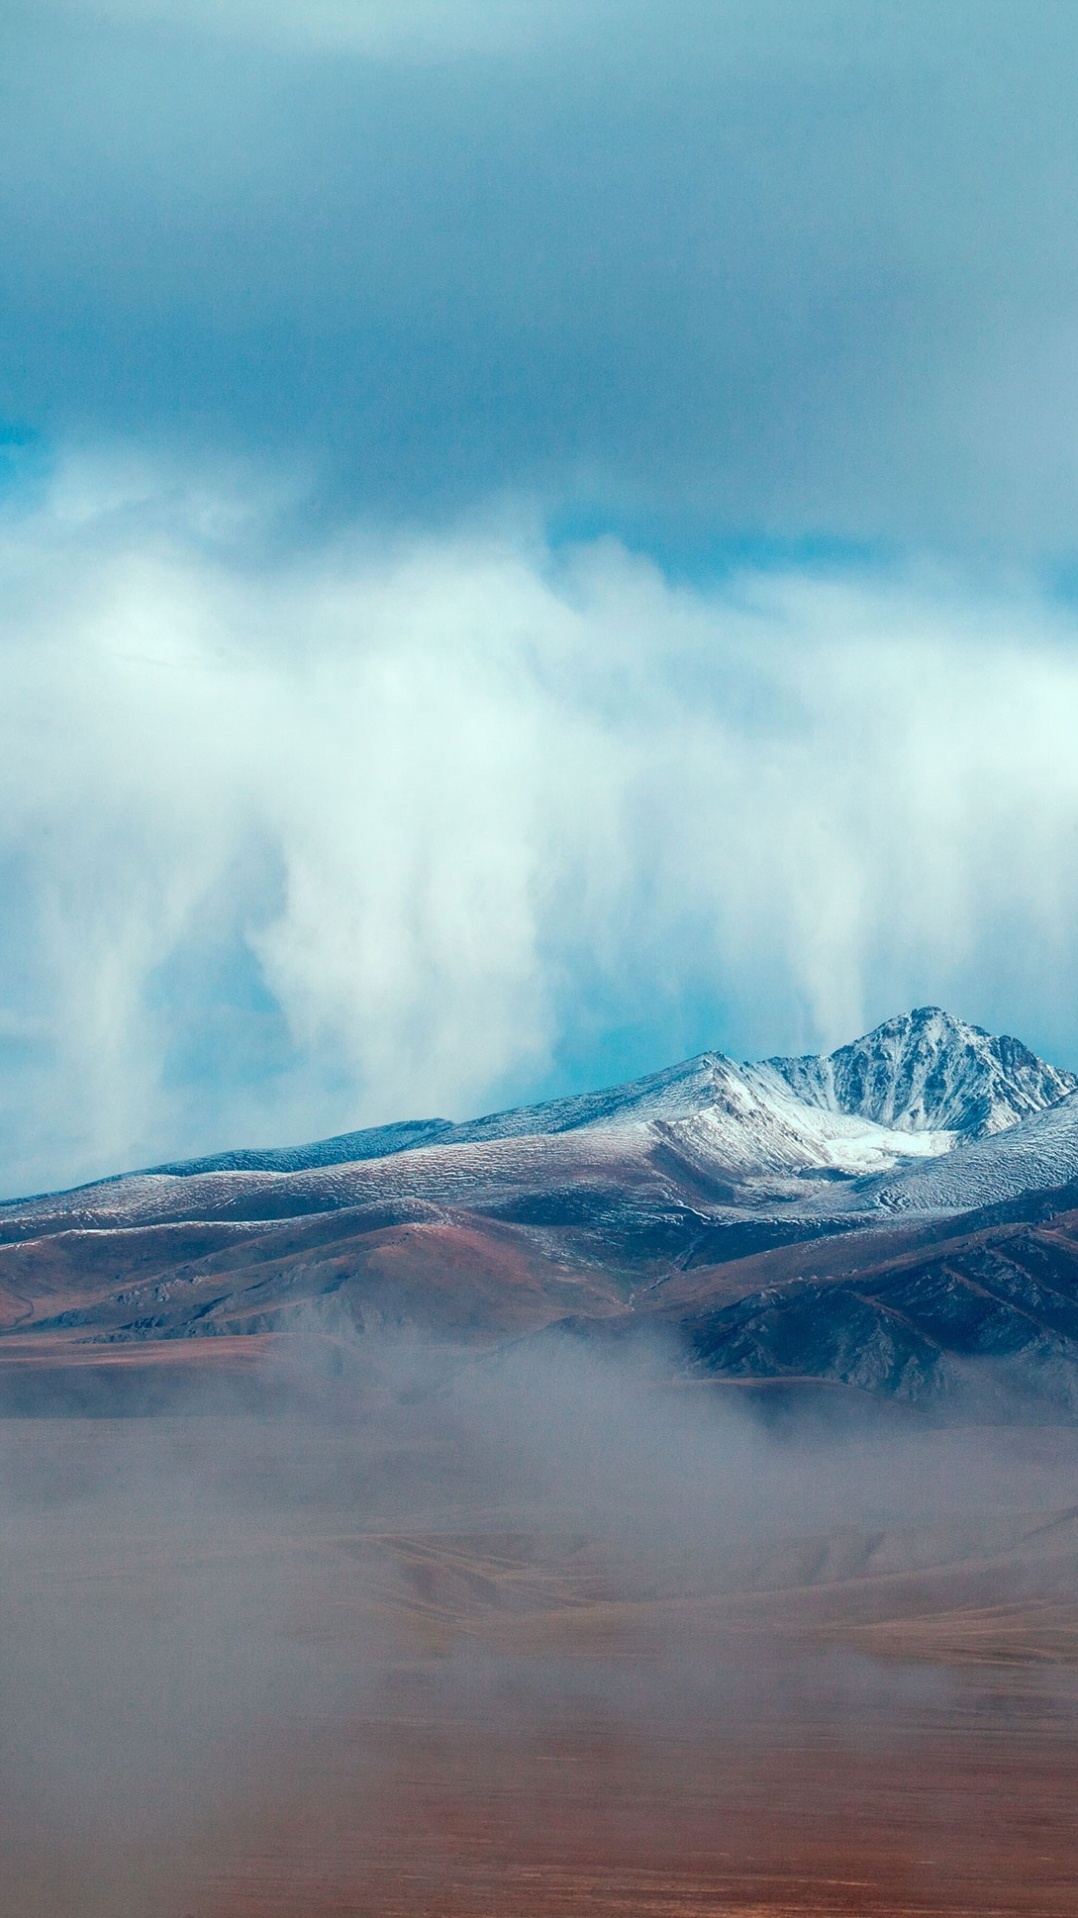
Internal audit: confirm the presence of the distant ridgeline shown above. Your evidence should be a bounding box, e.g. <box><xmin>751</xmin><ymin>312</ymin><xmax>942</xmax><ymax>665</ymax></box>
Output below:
<box><xmin>4</xmin><ymin>1008</ymin><xmax>1078</xmax><ymax>1417</ymax></box>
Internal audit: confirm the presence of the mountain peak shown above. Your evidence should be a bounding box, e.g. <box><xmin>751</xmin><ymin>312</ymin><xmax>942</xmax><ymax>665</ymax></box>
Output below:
<box><xmin>769</xmin><ymin>1008</ymin><xmax>1076</xmax><ymax>1140</ymax></box>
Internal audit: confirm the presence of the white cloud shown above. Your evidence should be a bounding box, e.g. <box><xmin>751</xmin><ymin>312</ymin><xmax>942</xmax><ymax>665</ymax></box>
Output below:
<box><xmin>1</xmin><ymin>460</ymin><xmax>1078</xmax><ymax>1193</ymax></box>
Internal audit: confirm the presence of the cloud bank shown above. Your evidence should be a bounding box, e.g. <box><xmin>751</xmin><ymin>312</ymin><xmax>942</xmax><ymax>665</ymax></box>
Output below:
<box><xmin>4</xmin><ymin>2</ymin><xmax>1078</xmax><ymax>548</ymax></box>
<box><xmin>0</xmin><ymin>460</ymin><xmax>1076</xmax><ymax>1195</ymax></box>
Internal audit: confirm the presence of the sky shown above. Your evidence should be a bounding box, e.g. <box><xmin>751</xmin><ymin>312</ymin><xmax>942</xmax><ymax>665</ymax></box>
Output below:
<box><xmin>4</xmin><ymin>0</ymin><xmax>1078</xmax><ymax>1191</ymax></box>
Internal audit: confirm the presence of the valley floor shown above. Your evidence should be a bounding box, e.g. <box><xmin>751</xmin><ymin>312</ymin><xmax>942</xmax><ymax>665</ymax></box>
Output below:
<box><xmin>4</xmin><ymin>1358</ymin><xmax>1078</xmax><ymax>1917</ymax></box>
<box><xmin>213</xmin><ymin>1676</ymin><xmax>1078</xmax><ymax>1917</ymax></box>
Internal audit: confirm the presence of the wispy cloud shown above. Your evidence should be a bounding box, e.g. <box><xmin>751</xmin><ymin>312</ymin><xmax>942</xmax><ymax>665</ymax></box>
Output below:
<box><xmin>0</xmin><ymin>458</ymin><xmax>1075</xmax><ymax>1194</ymax></box>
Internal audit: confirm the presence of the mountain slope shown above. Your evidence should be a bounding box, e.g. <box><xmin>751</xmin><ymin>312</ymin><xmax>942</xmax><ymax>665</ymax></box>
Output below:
<box><xmin>138</xmin><ymin>1048</ymin><xmax>945</xmax><ymax>1186</ymax></box>
<box><xmin>770</xmin><ymin>1006</ymin><xmax>1076</xmax><ymax>1139</ymax></box>
<box><xmin>874</xmin><ymin>1092</ymin><xmax>1078</xmax><ymax>1214</ymax></box>
<box><xmin>95</xmin><ymin>1010</ymin><xmax>1073</xmax><ymax>1205</ymax></box>
<box><xmin>3</xmin><ymin>1007</ymin><xmax>1078</xmax><ymax>1416</ymax></box>
<box><xmin>677</xmin><ymin>1197</ymin><xmax>1078</xmax><ymax>1415</ymax></box>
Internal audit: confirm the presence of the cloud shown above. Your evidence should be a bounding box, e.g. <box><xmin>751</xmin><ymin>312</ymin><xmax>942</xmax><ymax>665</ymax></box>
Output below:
<box><xmin>3</xmin><ymin>3</ymin><xmax>1078</xmax><ymax>549</ymax></box>
<box><xmin>0</xmin><ymin>456</ymin><xmax>1077</xmax><ymax>1194</ymax></box>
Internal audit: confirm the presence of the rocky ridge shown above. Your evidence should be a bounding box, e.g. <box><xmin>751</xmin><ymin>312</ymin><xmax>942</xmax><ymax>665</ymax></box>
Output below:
<box><xmin>4</xmin><ymin>1008</ymin><xmax>1078</xmax><ymax>1417</ymax></box>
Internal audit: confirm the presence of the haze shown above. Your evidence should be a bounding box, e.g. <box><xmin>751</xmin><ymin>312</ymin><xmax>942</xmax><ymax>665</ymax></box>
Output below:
<box><xmin>5</xmin><ymin>1332</ymin><xmax>1078</xmax><ymax>1917</ymax></box>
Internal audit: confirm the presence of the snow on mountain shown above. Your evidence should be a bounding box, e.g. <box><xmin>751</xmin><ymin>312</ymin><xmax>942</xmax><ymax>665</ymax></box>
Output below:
<box><xmin>7</xmin><ymin>1008</ymin><xmax>1074</xmax><ymax>1231</ymax></box>
<box><xmin>136</xmin><ymin>1048</ymin><xmax>941</xmax><ymax>1190</ymax></box>
<box><xmin>873</xmin><ymin>1089</ymin><xmax>1078</xmax><ymax>1214</ymax></box>
<box><xmin>769</xmin><ymin>1007</ymin><xmax>1076</xmax><ymax>1140</ymax></box>
<box><xmin>149</xmin><ymin>1117</ymin><xmax>455</xmax><ymax>1178</ymax></box>
<box><xmin>5</xmin><ymin>1005</ymin><xmax>1078</xmax><ymax>1411</ymax></box>
<box><xmin>133</xmin><ymin>1046</ymin><xmax>965</xmax><ymax>1200</ymax></box>
<box><xmin>636</xmin><ymin>1061</ymin><xmax>956</xmax><ymax>1181</ymax></box>
<box><xmin>345</xmin><ymin>1009</ymin><xmax>1076</xmax><ymax>1187</ymax></box>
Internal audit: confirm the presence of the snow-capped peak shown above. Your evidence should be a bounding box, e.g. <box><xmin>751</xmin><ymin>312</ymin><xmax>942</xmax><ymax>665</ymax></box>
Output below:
<box><xmin>767</xmin><ymin>1007</ymin><xmax>1076</xmax><ymax>1140</ymax></box>
<box><xmin>100</xmin><ymin>1008</ymin><xmax>1076</xmax><ymax>1205</ymax></box>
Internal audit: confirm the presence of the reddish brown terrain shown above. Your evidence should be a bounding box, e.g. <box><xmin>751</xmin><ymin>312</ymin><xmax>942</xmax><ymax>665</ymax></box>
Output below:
<box><xmin>6</xmin><ymin>1009</ymin><xmax>1078</xmax><ymax>1419</ymax></box>
<box><xmin>5</xmin><ymin>1017</ymin><xmax>1078</xmax><ymax>1914</ymax></box>
<box><xmin>6</xmin><ymin>1185</ymin><xmax>1078</xmax><ymax>1423</ymax></box>
<box><xmin>5</xmin><ymin>1383</ymin><xmax>1078</xmax><ymax>1918</ymax></box>
<box><xmin>212</xmin><ymin>1683</ymin><xmax>1078</xmax><ymax>1918</ymax></box>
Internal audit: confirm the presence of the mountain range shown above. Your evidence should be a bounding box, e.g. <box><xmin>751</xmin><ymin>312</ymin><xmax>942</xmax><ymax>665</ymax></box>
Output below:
<box><xmin>6</xmin><ymin>1006</ymin><xmax>1078</xmax><ymax>1415</ymax></box>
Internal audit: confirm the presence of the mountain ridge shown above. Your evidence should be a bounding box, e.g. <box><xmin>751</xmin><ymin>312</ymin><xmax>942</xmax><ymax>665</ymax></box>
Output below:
<box><xmin>5</xmin><ymin>1006</ymin><xmax>1078</xmax><ymax>1419</ymax></box>
<box><xmin>131</xmin><ymin>1005</ymin><xmax>1074</xmax><ymax>1189</ymax></box>
<box><xmin>769</xmin><ymin>1006</ymin><xmax>1077</xmax><ymax>1140</ymax></box>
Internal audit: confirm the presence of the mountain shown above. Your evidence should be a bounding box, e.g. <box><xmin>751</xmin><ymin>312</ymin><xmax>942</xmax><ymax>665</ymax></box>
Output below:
<box><xmin>770</xmin><ymin>1006</ymin><xmax>1077</xmax><ymax>1139</ymax></box>
<box><xmin>142</xmin><ymin>1006</ymin><xmax>1072</xmax><ymax>1182</ymax></box>
<box><xmin>4</xmin><ymin>1007</ymin><xmax>1078</xmax><ymax>1417</ymax></box>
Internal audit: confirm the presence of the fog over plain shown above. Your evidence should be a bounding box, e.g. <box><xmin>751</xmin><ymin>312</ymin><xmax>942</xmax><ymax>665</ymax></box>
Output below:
<box><xmin>5</xmin><ymin>1329</ymin><xmax>1078</xmax><ymax>1917</ymax></box>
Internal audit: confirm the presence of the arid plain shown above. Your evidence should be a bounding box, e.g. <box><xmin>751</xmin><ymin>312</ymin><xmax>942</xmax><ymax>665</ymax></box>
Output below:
<box><xmin>4</xmin><ymin>1334</ymin><xmax>1078</xmax><ymax>1918</ymax></box>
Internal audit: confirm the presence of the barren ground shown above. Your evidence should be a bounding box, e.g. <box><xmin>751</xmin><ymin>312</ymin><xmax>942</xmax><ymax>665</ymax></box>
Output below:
<box><xmin>3</xmin><ymin>1356</ymin><xmax>1078</xmax><ymax>1917</ymax></box>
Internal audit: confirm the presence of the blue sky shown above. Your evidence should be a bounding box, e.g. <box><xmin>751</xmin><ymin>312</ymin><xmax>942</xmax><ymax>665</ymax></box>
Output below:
<box><xmin>3</xmin><ymin>1</ymin><xmax>1078</xmax><ymax>1192</ymax></box>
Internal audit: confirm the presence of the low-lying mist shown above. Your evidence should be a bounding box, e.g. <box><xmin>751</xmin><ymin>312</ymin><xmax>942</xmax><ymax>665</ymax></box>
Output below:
<box><xmin>3</xmin><ymin>1329</ymin><xmax>1078</xmax><ymax>1917</ymax></box>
